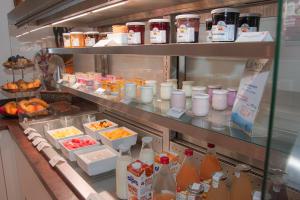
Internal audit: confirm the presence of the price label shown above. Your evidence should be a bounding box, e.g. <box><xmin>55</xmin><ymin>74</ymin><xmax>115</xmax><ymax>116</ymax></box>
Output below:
<box><xmin>87</xmin><ymin>193</ymin><xmax>102</xmax><ymax>200</ymax></box>
<box><xmin>37</xmin><ymin>142</ymin><xmax>51</xmax><ymax>151</ymax></box>
<box><xmin>49</xmin><ymin>155</ymin><xmax>65</xmax><ymax>167</ymax></box>
<box><xmin>24</xmin><ymin>127</ymin><xmax>37</xmax><ymax>135</ymax></box>
<box><xmin>120</xmin><ymin>98</ymin><xmax>132</xmax><ymax>105</ymax></box>
<box><xmin>166</xmin><ymin>108</ymin><xmax>185</xmax><ymax>119</ymax></box>
<box><xmin>32</xmin><ymin>137</ymin><xmax>47</xmax><ymax>146</ymax></box>
<box><xmin>27</xmin><ymin>132</ymin><xmax>42</xmax><ymax>140</ymax></box>
<box><xmin>71</xmin><ymin>83</ymin><xmax>81</xmax><ymax>89</ymax></box>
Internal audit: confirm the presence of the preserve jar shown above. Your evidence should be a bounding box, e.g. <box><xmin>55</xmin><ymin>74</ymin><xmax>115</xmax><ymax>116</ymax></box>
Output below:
<box><xmin>167</xmin><ymin>79</ymin><xmax>178</xmax><ymax>90</ymax></box>
<box><xmin>211</xmin><ymin>8</ymin><xmax>240</xmax><ymax>42</ymax></box>
<box><xmin>171</xmin><ymin>90</ymin><xmax>186</xmax><ymax>110</ymax></box>
<box><xmin>140</xmin><ymin>86</ymin><xmax>153</xmax><ymax>104</ymax></box>
<box><xmin>238</xmin><ymin>13</ymin><xmax>261</xmax><ymax>35</ymax></box>
<box><xmin>182</xmin><ymin>81</ymin><xmax>194</xmax><ymax>97</ymax></box>
<box><xmin>192</xmin><ymin>86</ymin><xmax>206</xmax><ymax>97</ymax></box>
<box><xmin>84</xmin><ymin>31</ymin><xmax>99</xmax><ymax>47</ymax></box>
<box><xmin>125</xmin><ymin>83</ymin><xmax>137</xmax><ymax>99</ymax></box>
<box><xmin>208</xmin><ymin>85</ymin><xmax>222</xmax><ymax>103</ymax></box>
<box><xmin>63</xmin><ymin>33</ymin><xmax>71</xmax><ymax>48</ymax></box>
<box><xmin>149</xmin><ymin>19</ymin><xmax>170</xmax><ymax>44</ymax></box>
<box><xmin>227</xmin><ymin>88</ymin><xmax>237</xmax><ymax>107</ymax></box>
<box><xmin>160</xmin><ymin>82</ymin><xmax>173</xmax><ymax>100</ymax></box>
<box><xmin>70</xmin><ymin>32</ymin><xmax>85</xmax><ymax>47</ymax></box>
<box><xmin>126</xmin><ymin>22</ymin><xmax>146</xmax><ymax>45</ymax></box>
<box><xmin>212</xmin><ymin>89</ymin><xmax>228</xmax><ymax>111</ymax></box>
<box><xmin>192</xmin><ymin>94</ymin><xmax>209</xmax><ymax>117</ymax></box>
<box><xmin>176</xmin><ymin>14</ymin><xmax>200</xmax><ymax>43</ymax></box>
<box><xmin>145</xmin><ymin>80</ymin><xmax>157</xmax><ymax>96</ymax></box>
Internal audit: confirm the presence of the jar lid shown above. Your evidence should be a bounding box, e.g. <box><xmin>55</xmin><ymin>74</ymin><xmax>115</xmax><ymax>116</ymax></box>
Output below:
<box><xmin>211</xmin><ymin>7</ymin><xmax>240</xmax><ymax>14</ymax></box>
<box><xmin>126</xmin><ymin>22</ymin><xmax>146</xmax><ymax>26</ymax></box>
<box><xmin>70</xmin><ymin>31</ymin><xmax>84</xmax><ymax>34</ymax></box>
<box><xmin>192</xmin><ymin>94</ymin><xmax>209</xmax><ymax>99</ymax></box>
<box><xmin>84</xmin><ymin>31</ymin><xmax>100</xmax><ymax>34</ymax></box>
<box><xmin>182</xmin><ymin>81</ymin><xmax>194</xmax><ymax>85</ymax></box>
<box><xmin>208</xmin><ymin>85</ymin><xmax>222</xmax><ymax>89</ymax></box>
<box><xmin>161</xmin><ymin>82</ymin><xmax>172</xmax><ymax>87</ymax></box>
<box><xmin>167</xmin><ymin>79</ymin><xmax>177</xmax><ymax>82</ymax></box>
<box><xmin>172</xmin><ymin>90</ymin><xmax>185</xmax><ymax>95</ymax></box>
<box><xmin>240</xmin><ymin>13</ymin><xmax>261</xmax><ymax>17</ymax></box>
<box><xmin>140</xmin><ymin>85</ymin><xmax>152</xmax><ymax>89</ymax></box>
<box><xmin>63</xmin><ymin>33</ymin><xmax>70</xmax><ymax>35</ymax></box>
<box><xmin>213</xmin><ymin>89</ymin><xmax>228</xmax><ymax>94</ymax></box>
<box><xmin>175</xmin><ymin>14</ymin><xmax>200</xmax><ymax>19</ymax></box>
<box><xmin>145</xmin><ymin>80</ymin><xmax>157</xmax><ymax>84</ymax></box>
<box><xmin>227</xmin><ymin>88</ymin><xmax>237</xmax><ymax>92</ymax></box>
<box><xmin>148</xmin><ymin>18</ymin><xmax>171</xmax><ymax>23</ymax></box>
<box><xmin>126</xmin><ymin>82</ymin><xmax>136</xmax><ymax>86</ymax></box>
<box><xmin>192</xmin><ymin>86</ymin><xmax>206</xmax><ymax>91</ymax></box>
<box><xmin>160</xmin><ymin>156</ymin><xmax>169</xmax><ymax>164</ymax></box>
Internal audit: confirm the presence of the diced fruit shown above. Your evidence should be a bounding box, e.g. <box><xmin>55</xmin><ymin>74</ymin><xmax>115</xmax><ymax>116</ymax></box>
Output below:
<box><xmin>63</xmin><ymin>138</ymin><xmax>96</xmax><ymax>150</ymax></box>
<box><xmin>51</xmin><ymin>127</ymin><xmax>81</xmax><ymax>139</ymax></box>
<box><xmin>87</xmin><ymin>121</ymin><xmax>113</xmax><ymax>131</ymax></box>
<box><xmin>102</xmin><ymin>128</ymin><xmax>132</xmax><ymax>140</ymax></box>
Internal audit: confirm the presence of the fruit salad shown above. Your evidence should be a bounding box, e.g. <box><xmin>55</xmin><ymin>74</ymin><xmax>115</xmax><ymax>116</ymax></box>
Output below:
<box><xmin>102</xmin><ymin>128</ymin><xmax>132</xmax><ymax>140</ymax></box>
<box><xmin>51</xmin><ymin>127</ymin><xmax>82</xmax><ymax>139</ymax></box>
<box><xmin>87</xmin><ymin>121</ymin><xmax>114</xmax><ymax>131</ymax></box>
<box><xmin>63</xmin><ymin>138</ymin><xmax>97</xmax><ymax>150</ymax></box>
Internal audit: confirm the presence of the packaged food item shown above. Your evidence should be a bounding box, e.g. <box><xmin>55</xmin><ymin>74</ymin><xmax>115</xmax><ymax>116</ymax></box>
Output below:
<box><xmin>182</xmin><ymin>81</ymin><xmax>194</xmax><ymax>97</ymax></box>
<box><xmin>171</xmin><ymin>90</ymin><xmax>186</xmax><ymax>111</ymax></box>
<box><xmin>230</xmin><ymin>164</ymin><xmax>252</xmax><ymax>200</ymax></box>
<box><xmin>140</xmin><ymin>86</ymin><xmax>153</xmax><ymax>104</ymax></box>
<box><xmin>238</xmin><ymin>13</ymin><xmax>261</xmax><ymax>36</ymax></box>
<box><xmin>84</xmin><ymin>31</ymin><xmax>99</xmax><ymax>47</ymax></box>
<box><xmin>227</xmin><ymin>88</ymin><xmax>237</xmax><ymax>107</ymax></box>
<box><xmin>139</xmin><ymin>137</ymin><xmax>155</xmax><ymax>166</ymax></box>
<box><xmin>212</xmin><ymin>89</ymin><xmax>228</xmax><ymax>111</ymax></box>
<box><xmin>63</xmin><ymin>33</ymin><xmax>71</xmax><ymax>48</ymax></box>
<box><xmin>160</xmin><ymin>82</ymin><xmax>173</xmax><ymax>100</ymax></box>
<box><xmin>145</xmin><ymin>80</ymin><xmax>157</xmax><ymax>96</ymax></box>
<box><xmin>152</xmin><ymin>156</ymin><xmax>176</xmax><ymax>200</ymax></box>
<box><xmin>112</xmin><ymin>25</ymin><xmax>128</xmax><ymax>33</ymax></box>
<box><xmin>116</xmin><ymin>144</ymin><xmax>133</xmax><ymax>199</ymax></box>
<box><xmin>192</xmin><ymin>94</ymin><xmax>209</xmax><ymax>117</ymax></box>
<box><xmin>70</xmin><ymin>32</ymin><xmax>85</xmax><ymax>47</ymax></box>
<box><xmin>149</xmin><ymin>19</ymin><xmax>171</xmax><ymax>44</ymax></box>
<box><xmin>125</xmin><ymin>82</ymin><xmax>137</xmax><ymax>99</ymax></box>
<box><xmin>126</xmin><ymin>22</ymin><xmax>146</xmax><ymax>45</ymax></box>
<box><xmin>127</xmin><ymin>160</ymin><xmax>153</xmax><ymax>200</ymax></box>
<box><xmin>207</xmin><ymin>172</ymin><xmax>230</xmax><ymax>200</ymax></box>
<box><xmin>154</xmin><ymin>151</ymin><xmax>179</xmax><ymax>176</ymax></box>
<box><xmin>167</xmin><ymin>79</ymin><xmax>178</xmax><ymax>90</ymax></box>
<box><xmin>176</xmin><ymin>149</ymin><xmax>201</xmax><ymax>200</ymax></box>
<box><xmin>199</xmin><ymin>143</ymin><xmax>222</xmax><ymax>180</ymax></box>
<box><xmin>211</xmin><ymin>8</ymin><xmax>240</xmax><ymax>42</ymax></box>
<box><xmin>176</xmin><ymin>14</ymin><xmax>200</xmax><ymax>43</ymax></box>
<box><xmin>207</xmin><ymin>85</ymin><xmax>222</xmax><ymax>103</ymax></box>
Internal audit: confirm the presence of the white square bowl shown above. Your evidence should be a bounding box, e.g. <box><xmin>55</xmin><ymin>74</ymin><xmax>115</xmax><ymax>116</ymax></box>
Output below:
<box><xmin>45</xmin><ymin>126</ymin><xmax>84</xmax><ymax>149</ymax></box>
<box><xmin>58</xmin><ymin>135</ymin><xmax>100</xmax><ymax>161</ymax></box>
<box><xmin>74</xmin><ymin>145</ymin><xmax>118</xmax><ymax>176</ymax></box>
<box><xmin>83</xmin><ymin>119</ymin><xmax>118</xmax><ymax>140</ymax></box>
<box><xmin>98</xmin><ymin>127</ymin><xmax>138</xmax><ymax>149</ymax></box>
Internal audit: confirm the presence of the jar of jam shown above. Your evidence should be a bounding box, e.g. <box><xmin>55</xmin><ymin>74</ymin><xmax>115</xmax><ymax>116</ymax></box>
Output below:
<box><xmin>211</xmin><ymin>8</ymin><xmax>240</xmax><ymax>42</ymax></box>
<box><xmin>84</xmin><ymin>31</ymin><xmax>99</xmax><ymax>47</ymax></box>
<box><xmin>126</xmin><ymin>22</ymin><xmax>146</xmax><ymax>45</ymax></box>
<box><xmin>238</xmin><ymin>13</ymin><xmax>261</xmax><ymax>36</ymax></box>
<box><xmin>70</xmin><ymin>32</ymin><xmax>85</xmax><ymax>47</ymax></box>
<box><xmin>175</xmin><ymin>14</ymin><xmax>200</xmax><ymax>43</ymax></box>
<box><xmin>149</xmin><ymin>19</ymin><xmax>170</xmax><ymax>44</ymax></box>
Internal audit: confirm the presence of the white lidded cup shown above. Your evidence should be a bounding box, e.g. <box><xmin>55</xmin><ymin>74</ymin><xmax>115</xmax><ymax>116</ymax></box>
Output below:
<box><xmin>182</xmin><ymin>81</ymin><xmax>194</xmax><ymax>97</ymax></box>
<box><xmin>125</xmin><ymin>83</ymin><xmax>137</xmax><ymax>99</ymax></box>
<box><xmin>167</xmin><ymin>79</ymin><xmax>178</xmax><ymax>90</ymax></box>
<box><xmin>212</xmin><ymin>89</ymin><xmax>228</xmax><ymax>111</ymax></box>
<box><xmin>140</xmin><ymin>86</ymin><xmax>153</xmax><ymax>104</ymax></box>
<box><xmin>145</xmin><ymin>80</ymin><xmax>157</xmax><ymax>96</ymax></box>
<box><xmin>160</xmin><ymin>82</ymin><xmax>173</xmax><ymax>100</ymax></box>
<box><xmin>192</xmin><ymin>86</ymin><xmax>207</xmax><ymax>97</ymax></box>
<box><xmin>192</xmin><ymin>94</ymin><xmax>209</xmax><ymax>116</ymax></box>
<box><xmin>171</xmin><ymin>90</ymin><xmax>186</xmax><ymax>110</ymax></box>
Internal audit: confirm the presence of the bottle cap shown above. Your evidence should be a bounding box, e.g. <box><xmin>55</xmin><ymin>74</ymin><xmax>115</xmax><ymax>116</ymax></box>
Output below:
<box><xmin>160</xmin><ymin>156</ymin><xmax>169</xmax><ymax>164</ymax></box>
<box><xmin>207</xmin><ymin>143</ymin><xmax>215</xmax><ymax>148</ymax></box>
<box><xmin>185</xmin><ymin>149</ymin><xmax>193</xmax><ymax>156</ymax></box>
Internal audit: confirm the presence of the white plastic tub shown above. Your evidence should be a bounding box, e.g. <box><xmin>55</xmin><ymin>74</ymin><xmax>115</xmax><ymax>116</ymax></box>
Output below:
<box><xmin>83</xmin><ymin>119</ymin><xmax>118</xmax><ymax>140</ymax></box>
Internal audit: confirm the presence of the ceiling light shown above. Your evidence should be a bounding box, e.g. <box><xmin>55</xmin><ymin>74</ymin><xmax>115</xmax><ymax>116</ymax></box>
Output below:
<box><xmin>52</xmin><ymin>13</ymin><xmax>89</xmax><ymax>25</ymax></box>
<box><xmin>92</xmin><ymin>0</ymin><xmax>127</xmax><ymax>13</ymax></box>
<box><xmin>30</xmin><ymin>25</ymin><xmax>50</xmax><ymax>33</ymax></box>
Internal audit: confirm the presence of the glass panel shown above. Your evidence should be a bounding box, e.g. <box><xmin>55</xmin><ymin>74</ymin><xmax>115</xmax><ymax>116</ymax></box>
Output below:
<box><xmin>264</xmin><ymin>0</ymin><xmax>300</xmax><ymax>199</ymax></box>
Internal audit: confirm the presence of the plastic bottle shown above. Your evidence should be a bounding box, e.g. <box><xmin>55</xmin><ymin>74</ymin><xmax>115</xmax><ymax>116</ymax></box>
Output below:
<box><xmin>230</xmin><ymin>164</ymin><xmax>253</xmax><ymax>200</ymax></box>
<box><xmin>116</xmin><ymin>144</ymin><xmax>132</xmax><ymax>199</ymax></box>
<box><xmin>199</xmin><ymin>143</ymin><xmax>222</xmax><ymax>180</ymax></box>
<box><xmin>207</xmin><ymin>171</ymin><xmax>229</xmax><ymax>200</ymax></box>
<box><xmin>269</xmin><ymin>169</ymin><xmax>288</xmax><ymax>200</ymax></box>
<box><xmin>176</xmin><ymin>149</ymin><xmax>200</xmax><ymax>199</ymax></box>
<box><xmin>139</xmin><ymin>136</ymin><xmax>155</xmax><ymax>166</ymax></box>
<box><xmin>153</xmin><ymin>156</ymin><xmax>176</xmax><ymax>200</ymax></box>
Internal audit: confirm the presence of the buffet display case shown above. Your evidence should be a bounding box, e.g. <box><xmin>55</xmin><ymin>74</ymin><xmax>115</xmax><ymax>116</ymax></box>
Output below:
<box><xmin>6</xmin><ymin>0</ymin><xmax>300</xmax><ymax>199</ymax></box>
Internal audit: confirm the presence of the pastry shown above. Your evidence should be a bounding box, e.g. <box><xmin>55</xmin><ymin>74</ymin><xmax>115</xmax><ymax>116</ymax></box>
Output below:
<box><xmin>3</xmin><ymin>101</ymin><xmax>18</xmax><ymax>115</ymax></box>
<box><xmin>29</xmin><ymin>98</ymin><xmax>49</xmax><ymax>108</ymax></box>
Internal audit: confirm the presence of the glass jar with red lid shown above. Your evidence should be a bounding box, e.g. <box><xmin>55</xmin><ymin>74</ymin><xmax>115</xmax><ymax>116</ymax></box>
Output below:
<box><xmin>126</xmin><ymin>22</ymin><xmax>146</xmax><ymax>45</ymax></box>
<box><xmin>148</xmin><ymin>18</ymin><xmax>171</xmax><ymax>44</ymax></box>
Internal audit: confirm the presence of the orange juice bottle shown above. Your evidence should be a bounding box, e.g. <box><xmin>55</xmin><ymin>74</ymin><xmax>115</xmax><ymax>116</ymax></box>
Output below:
<box><xmin>176</xmin><ymin>149</ymin><xmax>200</xmax><ymax>198</ymax></box>
<box><xmin>199</xmin><ymin>143</ymin><xmax>222</xmax><ymax>180</ymax></box>
<box><xmin>230</xmin><ymin>164</ymin><xmax>253</xmax><ymax>200</ymax></box>
<box><xmin>207</xmin><ymin>171</ymin><xmax>229</xmax><ymax>200</ymax></box>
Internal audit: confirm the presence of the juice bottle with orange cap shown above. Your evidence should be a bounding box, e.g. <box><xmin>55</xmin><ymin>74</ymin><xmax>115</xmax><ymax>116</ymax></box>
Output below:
<box><xmin>199</xmin><ymin>143</ymin><xmax>222</xmax><ymax>180</ymax></box>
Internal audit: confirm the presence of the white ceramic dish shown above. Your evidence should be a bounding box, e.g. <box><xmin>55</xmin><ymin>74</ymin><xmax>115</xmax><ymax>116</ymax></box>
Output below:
<box><xmin>58</xmin><ymin>135</ymin><xmax>100</xmax><ymax>161</ymax></box>
<box><xmin>98</xmin><ymin>127</ymin><xmax>138</xmax><ymax>149</ymax></box>
<box><xmin>45</xmin><ymin>126</ymin><xmax>84</xmax><ymax>149</ymax></box>
<box><xmin>75</xmin><ymin>145</ymin><xmax>118</xmax><ymax>176</ymax></box>
<box><xmin>83</xmin><ymin>119</ymin><xmax>118</xmax><ymax>140</ymax></box>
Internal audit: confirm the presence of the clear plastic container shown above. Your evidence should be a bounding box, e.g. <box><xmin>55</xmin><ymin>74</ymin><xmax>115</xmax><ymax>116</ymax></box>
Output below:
<box><xmin>84</xmin><ymin>31</ymin><xmax>99</xmax><ymax>47</ymax></box>
<box><xmin>176</xmin><ymin>14</ymin><xmax>200</xmax><ymax>43</ymax></box>
<box><xmin>139</xmin><ymin>137</ymin><xmax>155</xmax><ymax>166</ymax></box>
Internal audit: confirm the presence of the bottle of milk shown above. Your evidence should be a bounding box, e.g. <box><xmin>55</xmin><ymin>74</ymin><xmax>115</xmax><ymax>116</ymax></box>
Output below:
<box><xmin>139</xmin><ymin>137</ymin><xmax>154</xmax><ymax>166</ymax></box>
<box><xmin>116</xmin><ymin>144</ymin><xmax>132</xmax><ymax>199</ymax></box>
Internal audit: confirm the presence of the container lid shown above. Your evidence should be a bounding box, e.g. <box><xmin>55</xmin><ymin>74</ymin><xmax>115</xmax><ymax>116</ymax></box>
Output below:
<box><xmin>192</xmin><ymin>86</ymin><xmax>206</xmax><ymax>91</ymax></box>
<box><xmin>185</xmin><ymin>149</ymin><xmax>193</xmax><ymax>156</ymax></box>
<box><xmin>208</xmin><ymin>85</ymin><xmax>222</xmax><ymax>89</ymax></box>
<box><xmin>227</xmin><ymin>88</ymin><xmax>237</xmax><ymax>92</ymax></box>
<box><xmin>167</xmin><ymin>78</ymin><xmax>177</xmax><ymax>82</ymax></box>
<box><xmin>140</xmin><ymin>85</ymin><xmax>153</xmax><ymax>89</ymax></box>
<box><xmin>63</xmin><ymin>33</ymin><xmax>70</xmax><ymax>35</ymax></box>
<box><xmin>211</xmin><ymin>7</ymin><xmax>240</xmax><ymax>14</ymax></box>
<box><xmin>182</xmin><ymin>81</ymin><xmax>194</xmax><ymax>85</ymax></box>
<box><xmin>142</xmin><ymin>136</ymin><xmax>153</xmax><ymax>144</ymax></box>
<box><xmin>172</xmin><ymin>90</ymin><xmax>185</xmax><ymax>95</ymax></box>
<box><xmin>160</xmin><ymin>82</ymin><xmax>172</xmax><ymax>87</ymax></box>
<box><xmin>213</xmin><ymin>89</ymin><xmax>228</xmax><ymax>95</ymax></box>
<box><xmin>84</xmin><ymin>31</ymin><xmax>100</xmax><ymax>34</ymax></box>
<box><xmin>207</xmin><ymin>143</ymin><xmax>215</xmax><ymax>148</ymax></box>
<box><xmin>126</xmin><ymin>22</ymin><xmax>146</xmax><ymax>26</ymax></box>
<box><xmin>126</xmin><ymin>82</ymin><xmax>136</xmax><ymax>86</ymax></box>
<box><xmin>148</xmin><ymin>18</ymin><xmax>171</xmax><ymax>23</ymax></box>
<box><xmin>192</xmin><ymin>94</ymin><xmax>209</xmax><ymax>99</ymax></box>
<box><xmin>160</xmin><ymin>156</ymin><xmax>169</xmax><ymax>164</ymax></box>
<box><xmin>145</xmin><ymin>80</ymin><xmax>157</xmax><ymax>83</ymax></box>
<box><xmin>240</xmin><ymin>13</ymin><xmax>261</xmax><ymax>17</ymax></box>
<box><xmin>175</xmin><ymin>14</ymin><xmax>200</xmax><ymax>19</ymax></box>
<box><xmin>70</xmin><ymin>32</ymin><xmax>84</xmax><ymax>34</ymax></box>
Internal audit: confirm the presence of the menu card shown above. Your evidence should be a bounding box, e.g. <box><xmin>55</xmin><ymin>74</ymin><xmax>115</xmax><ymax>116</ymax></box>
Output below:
<box><xmin>231</xmin><ymin>59</ymin><xmax>271</xmax><ymax>136</ymax></box>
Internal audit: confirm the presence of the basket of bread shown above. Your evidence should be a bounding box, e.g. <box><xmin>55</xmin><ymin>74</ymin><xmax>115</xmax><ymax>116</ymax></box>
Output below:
<box><xmin>3</xmin><ymin>55</ymin><xmax>34</xmax><ymax>69</ymax></box>
<box><xmin>2</xmin><ymin>79</ymin><xmax>41</xmax><ymax>93</ymax></box>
